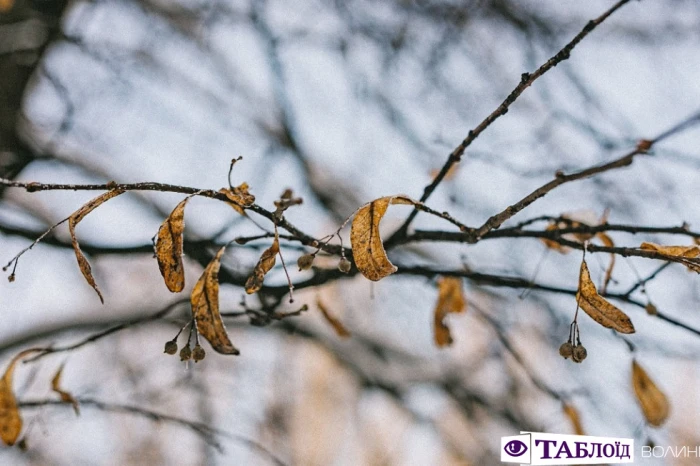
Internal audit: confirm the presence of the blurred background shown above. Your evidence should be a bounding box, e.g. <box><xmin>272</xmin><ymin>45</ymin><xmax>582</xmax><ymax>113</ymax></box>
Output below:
<box><xmin>1</xmin><ymin>0</ymin><xmax>700</xmax><ymax>464</ymax></box>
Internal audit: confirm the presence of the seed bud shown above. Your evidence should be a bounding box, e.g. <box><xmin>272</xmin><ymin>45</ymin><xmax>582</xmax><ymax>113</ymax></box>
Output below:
<box><xmin>297</xmin><ymin>254</ymin><xmax>315</xmax><ymax>271</ymax></box>
<box><xmin>179</xmin><ymin>344</ymin><xmax>192</xmax><ymax>361</ymax></box>
<box><xmin>164</xmin><ymin>340</ymin><xmax>178</xmax><ymax>355</ymax></box>
<box><xmin>559</xmin><ymin>342</ymin><xmax>573</xmax><ymax>359</ymax></box>
<box><xmin>192</xmin><ymin>344</ymin><xmax>206</xmax><ymax>362</ymax></box>
<box><xmin>338</xmin><ymin>257</ymin><xmax>352</xmax><ymax>273</ymax></box>
<box><xmin>572</xmin><ymin>344</ymin><xmax>587</xmax><ymax>363</ymax></box>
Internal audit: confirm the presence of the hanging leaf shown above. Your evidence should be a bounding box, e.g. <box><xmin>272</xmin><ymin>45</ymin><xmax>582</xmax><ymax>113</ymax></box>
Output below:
<box><xmin>51</xmin><ymin>365</ymin><xmax>80</xmax><ymax>416</ymax></box>
<box><xmin>219</xmin><ymin>182</ymin><xmax>255</xmax><ymax>215</ymax></box>
<box><xmin>0</xmin><ymin>349</ymin><xmax>40</xmax><ymax>446</ymax></box>
<box><xmin>562</xmin><ymin>403</ymin><xmax>585</xmax><ymax>436</ymax></box>
<box><xmin>155</xmin><ymin>197</ymin><xmax>193</xmax><ymax>292</ymax></box>
<box><xmin>69</xmin><ymin>189</ymin><xmax>126</xmax><ymax>303</ymax></box>
<box><xmin>191</xmin><ymin>247</ymin><xmax>239</xmax><ymax>355</ymax></box>
<box><xmin>433</xmin><ymin>277</ymin><xmax>467</xmax><ymax>347</ymax></box>
<box><xmin>632</xmin><ymin>360</ymin><xmax>670</xmax><ymax>427</ymax></box>
<box><xmin>639</xmin><ymin>242</ymin><xmax>700</xmax><ymax>272</ymax></box>
<box><xmin>350</xmin><ymin>195</ymin><xmax>416</xmax><ymax>281</ymax></box>
<box><xmin>317</xmin><ymin>298</ymin><xmax>351</xmax><ymax>338</ymax></box>
<box><xmin>576</xmin><ymin>260</ymin><xmax>635</xmax><ymax>333</ymax></box>
<box><xmin>540</xmin><ymin>222</ymin><xmax>570</xmax><ymax>254</ymax></box>
<box><xmin>245</xmin><ymin>231</ymin><xmax>279</xmax><ymax>294</ymax></box>
<box><xmin>597</xmin><ymin>232</ymin><xmax>616</xmax><ymax>295</ymax></box>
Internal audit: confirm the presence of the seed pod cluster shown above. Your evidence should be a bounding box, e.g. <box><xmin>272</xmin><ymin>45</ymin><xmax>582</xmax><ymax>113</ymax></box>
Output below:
<box><xmin>560</xmin><ymin>321</ymin><xmax>587</xmax><ymax>363</ymax></box>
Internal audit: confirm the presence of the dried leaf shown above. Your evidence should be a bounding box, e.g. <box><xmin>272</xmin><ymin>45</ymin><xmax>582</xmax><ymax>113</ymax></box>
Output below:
<box><xmin>69</xmin><ymin>189</ymin><xmax>126</xmax><ymax>303</ymax></box>
<box><xmin>155</xmin><ymin>197</ymin><xmax>190</xmax><ymax>293</ymax></box>
<box><xmin>640</xmin><ymin>242</ymin><xmax>700</xmax><ymax>272</ymax></box>
<box><xmin>0</xmin><ymin>0</ymin><xmax>13</xmax><ymax>13</ymax></box>
<box><xmin>51</xmin><ymin>365</ymin><xmax>80</xmax><ymax>416</ymax></box>
<box><xmin>317</xmin><ymin>299</ymin><xmax>351</xmax><ymax>338</ymax></box>
<box><xmin>219</xmin><ymin>183</ymin><xmax>255</xmax><ymax>215</ymax></box>
<box><xmin>540</xmin><ymin>222</ymin><xmax>570</xmax><ymax>254</ymax></box>
<box><xmin>245</xmin><ymin>231</ymin><xmax>279</xmax><ymax>294</ymax></box>
<box><xmin>350</xmin><ymin>195</ymin><xmax>416</xmax><ymax>281</ymax></box>
<box><xmin>632</xmin><ymin>360</ymin><xmax>670</xmax><ymax>427</ymax></box>
<box><xmin>576</xmin><ymin>260</ymin><xmax>635</xmax><ymax>334</ymax></box>
<box><xmin>434</xmin><ymin>277</ymin><xmax>467</xmax><ymax>347</ymax></box>
<box><xmin>0</xmin><ymin>349</ymin><xmax>40</xmax><ymax>446</ymax></box>
<box><xmin>597</xmin><ymin>232</ymin><xmax>615</xmax><ymax>295</ymax></box>
<box><xmin>562</xmin><ymin>403</ymin><xmax>585</xmax><ymax>436</ymax></box>
<box><xmin>191</xmin><ymin>247</ymin><xmax>239</xmax><ymax>355</ymax></box>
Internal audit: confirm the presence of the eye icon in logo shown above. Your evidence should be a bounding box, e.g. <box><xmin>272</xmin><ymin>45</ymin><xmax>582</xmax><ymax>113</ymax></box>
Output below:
<box><xmin>503</xmin><ymin>440</ymin><xmax>528</xmax><ymax>457</ymax></box>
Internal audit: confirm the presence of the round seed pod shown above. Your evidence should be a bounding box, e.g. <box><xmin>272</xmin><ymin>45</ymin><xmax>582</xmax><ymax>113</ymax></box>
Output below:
<box><xmin>338</xmin><ymin>257</ymin><xmax>352</xmax><ymax>273</ymax></box>
<box><xmin>164</xmin><ymin>340</ymin><xmax>178</xmax><ymax>355</ymax></box>
<box><xmin>179</xmin><ymin>344</ymin><xmax>192</xmax><ymax>361</ymax></box>
<box><xmin>297</xmin><ymin>254</ymin><xmax>315</xmax><ymax>271</ymax></box>
<box><xmin>192</xmin><ymin>344</ymin><xmax>206</xmax><ymax>362</ymax></box>
<box><xmin>572</xmin><ymin>344</ymin><xmax>587</xmax><ymax>363</ymax></box>
<box><xmin>559</xmin><ymin>342</ymin><xmax>574</xmax><ymax>359</ymax></box>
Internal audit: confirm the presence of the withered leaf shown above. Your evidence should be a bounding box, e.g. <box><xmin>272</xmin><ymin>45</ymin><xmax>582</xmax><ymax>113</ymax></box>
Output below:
<box><xmin>350</xmin><ymin>195</ymin><xmax>416</xmax><ymax>281</ymax></box>
<box><xmin>632</xmin><ymin>360</ymin><xmax>670</xmax><ymax>427</ymax></box>
<box><xmin>597</xmin><ymin>232</ymin><xmax>615</xmax><ymax>295</ymax></box>
<box><xmin>317</xmin><ymin>298</ymin><xmax>351</xmax><ymax>338</ymax></box>
<box><xmin>219</xmin><ymin>182</ymin><xmax>255</xmax><ymax>215</ymax></box>
<box><xmin>562</xmin><ymin>403</ymin><xmax>585</xmax><ymax>436</ymax></box>
<box><xmin>191</xmin><ymin>247</ymin><xmax>239</xmax><ymax>355</ymax></box>
<box><xmin>540</xmin><ymin>222</ymin><xmax>570</xmax><ymax>254</ymax></box>
<box><xmin>155</xmin><ymin>197</ymin><xmax>190</xmax><ymax>293</ymax></box>
<box><xmin>434</xmin><ymin>277</ymin><xmax>467</xmax><ymax>347</ymax></box>
<box><xmin>576</xmin><ymin>260</ymin><xmax>635</xmax><ymax>334</ymax></box>
<box><xmin>245</xmin><ymin>231</ymin><xmax>279</xmax><ymax>294</ymax></box>
<box><xmin>69</xmin><ymin>189</ymin><xmax>126</xmax><ymax>303</ymax></box>
<box><xmin>0</xmin><ymin>349</ymin><xmax>41</xmax><ymax>446</ymax></box>
<box><xmin>51</xmin><ymin>365</ymin><xmax>80</xmax><ymax>416</ymax></box>
<box><xmin>640</xmin><ymin>242</ymin><xmax>700</xmax><ymax>272</ymax></box>
<box><xmin>0</xmin><ymin>0</ymin><xmax>13</xmax><ymax>13</ymax></box>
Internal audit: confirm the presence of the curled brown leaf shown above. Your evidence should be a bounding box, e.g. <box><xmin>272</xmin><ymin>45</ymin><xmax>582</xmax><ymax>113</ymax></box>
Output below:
<box><xmin>433</xmin><ymin>277</ymin><xmax>467</xmax><ymax>347</ymax></box>
<box><xmin>640</xmin><ymin>242</ymin><xmax>700</xmax><ymax>273</ymax></box>
<box><xmin>350</xmin><ymin>195</ymin><xmax>416</xmax><ymax>281</ymax></box>
<box><xmin>191</xmin><ymin>247</ymin><xmax>239</xmax><ymax>355</ymax></box>
<box><xmin>69</xmin><ymin>189</ymin><xmax>126</xmax><ymax>303</ymax></box>
<box><xmin>0</xmin><ymin>349</ymin><xmax>41</xmax><ymax>446</ymax></box>
<box><xmin>51</xmin><ymin>365</ymin><xmax>80</xmax><ymax>416</ymax></box>
<box><xmin>317</xmin><ymin>298</ymin><xmax>351</xmax><ymax>338</ymax></box>
<box><xmin>219</xmin><ymin>182</ymin><xmax>255</xmax><ymax>215</ymax></box>
<box><xmin>245</xmin><ymin>231</ymin><xmax>280</xmax><ymax>294</ymax></box>
<box><xmin>155</xmin><ymin>197</ymin><xmax>190</xmax><ymax>293</ymax></box>
<box><xmin>562</xmin><ymin>403</ymin><xmax>585</xmax><ymax>436</ymax></box>
<box><xmin>632</xmin><ymin>360</ymin><xmax>670</xmax><ymax>427</ymax></box>
<box><xmin>576</xmin><ymin>260</ymin><xmax>635</xmax><ymax>334</ymax></box>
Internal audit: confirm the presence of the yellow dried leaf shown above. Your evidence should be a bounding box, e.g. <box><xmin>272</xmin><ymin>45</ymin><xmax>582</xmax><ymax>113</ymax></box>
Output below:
<box><xmin>0</xmin><ymin>0</ymin><xmax>13</xmax><ymax>13</ymax></box>
<box><xmin>597</xmin><ymin>232</ymin><xmax>615</xmax><ymax>295</ymax></box>
<box><xmin>69</xmin><ymin>189</ymin><xmax>126</xmax><ymax>303</ymax></box>
<box><xmin>219</xmin><ymin>183</ymin><xmax>255</xmax><ymax>215</ymax></box>
<box><xmin>51</xmin><ymin>365</ymin><xmax>80</xmax><ymax>416</ymax></box>
<box><xmin>245</xmin><ymin>232</ymin><xmax>279</xmax><ymax>294</ymax></box>
<box><xmin>155</xmin><ymin>197</ymin><xmax>190</xmax><ymax>293</ymax></box>
<box><xmin>350</xmin><ymin>195</ymin><xmax>416</xmax><ymax>281</ymax></box>
<box><xmin>632</xmin><ymin>360</ymin><xmax>670</xmax><ymax>427</ymax></box>
<box><xmin>640</xmin><ymin>242</ymin><xmax>700</xmax><ymax>272</ymax></box>
<box><xmin>576</xmin><ymin>260</ymin><xmax>635</xmax><ymax>333</ymax></box>
<box><xmin>317</xmin><ymin>298</ymin><xmax>351</xmax><ymax>338</ymax></box>
<box><xmin>0</xmin><ymin>349</ymin><xmax>41</xmax><ymax>446</ymax></box>
<box><xmin>434</xmin><ymin>277</ymin><xmax>466</xmax><ymax>347</ymax></box>
<box><xmin>191</xmin><ymin>247</ymin><xmax>239</xmax><ymax>355</ymax></box>
<box><xmin>562</xmin><ymin>403</ymin><xmax>585</xmax><ymax>436</ymax></box>
<box><xmin>540</xmin><ymin>222</ymin><xmax>570</xmax><ymax>254</ymax></box>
